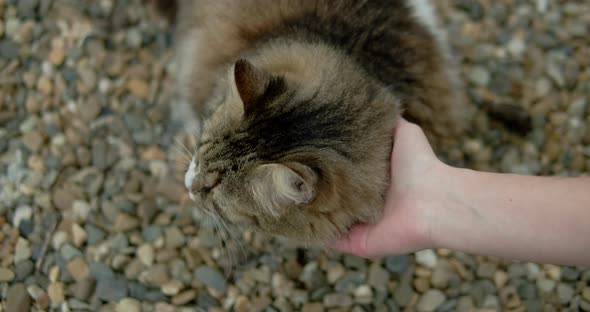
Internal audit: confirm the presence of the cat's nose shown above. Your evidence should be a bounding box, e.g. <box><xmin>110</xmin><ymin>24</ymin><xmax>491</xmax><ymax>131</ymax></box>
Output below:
<box><xmin>184</xmin><ymin>156</ymin><xmax>197</xmax><ymax>200</ymax></box>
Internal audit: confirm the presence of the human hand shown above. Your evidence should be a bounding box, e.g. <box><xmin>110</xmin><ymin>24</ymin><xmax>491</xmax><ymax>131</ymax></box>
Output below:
<box><xmin>329</xmin><ymin>118</ymin><xmax>448</xmax><ymax>258</ymax></box>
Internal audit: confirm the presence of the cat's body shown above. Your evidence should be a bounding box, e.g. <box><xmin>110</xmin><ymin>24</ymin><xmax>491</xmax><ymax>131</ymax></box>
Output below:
<box><xmin>155</xmin><ymin>0</ymin><xmax>471</xmax><ymax>244</ymax></box>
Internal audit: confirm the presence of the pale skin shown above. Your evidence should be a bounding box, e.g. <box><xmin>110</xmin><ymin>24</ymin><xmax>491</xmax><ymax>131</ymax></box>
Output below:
<box><xmin>330</xmin><ymin>119</ymin><xmax>590</xmax><ymax>267</ymax></box>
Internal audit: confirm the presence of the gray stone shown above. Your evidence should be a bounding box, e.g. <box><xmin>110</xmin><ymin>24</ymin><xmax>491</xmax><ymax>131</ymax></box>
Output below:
<box><xmin>72</xmin><ymin>278</ymin><xmax>95</xmax><ymax>301</ymax></box>
<box><xmin>557</xmin><ymin>283</ymin><xmax>575</xmax><ymax>304</ymax></box>
<box><xmin>95</xmin><ymin>277</ymin><xmax>128</xmax><ymax>301</ymax></box>
<box><xmin>85</xmin><ymin>223</ymin><xmax>105</xmax><ymax>245</ymax></box>
<box><xmin>393</xmin><ymin>280</ymin><xmax>415</xmax><ymax>307</ymax></box>
<box><xmin>518</xmin><ymin>282</ymin><xmax>537</xmax><ymax>300</ymax></box>
<box><xmin>60</xmin><ymin>244</ymin><xmax>82</xmax><ymax>262</ymax></box>
<box><xmin>0</xmin><ymin>39</ymin><xmax>20</xmax><ymax>59</ymax></box>
<box><xmin>142</xmin><ymin>225</ymin><xmax>163</xmax><ymax>242</ymax></box>
<box><xmin>323</xmin><ymin>293</ymin><xmax>353</xmax><ymax>308</ymax></box>
<box><xmin>299</xmin><ymin>262</ymin><xmax>326</xmax><ymax>290</ymax></box>
<box><xmin>524</xmin><ymin>300</ymin><xmax>543</xmax><ymax>312</ymax></box>
<box><xmin>194</xmin><ymin>266</ymin><xmax>228</xmax><ymax>292</ymax></box>
<box><xmin>368</xmin><ymin>264</ymin><xmax>390</xmax><ymax>289</ymax></box>
<box><xmin>17</xmin><ymin>0</ymin><xmax>39</xmax><ymax>18</ymax></box>
<box><xmin>385</xmin><ymin>255</ymin><xmax>409</xmax><ymax>273</ymax></box>
<box><xmin>14</xmin><ymin>260</ymin><xmax>34</xmax><ymax>281</ymax></box>
<box><xmin>469</xmin><ymin>66</ymin><xmax>491</xmax><ymax>87</ymax></box>
<box><xmin>89</xmin><ymin>261</ymin><xmax>115</xmax><ymax>281</ymax></box>
<box><xmin>561</xmin><ymin>267</ymin><xmax>580</xmax><ymax>281</ymax></box>
<box><xmin>197</xmin><ymin>292</ymin><xmax>220</xmax><ymax>311</ymax></box>
<box><xmin>343</xmin><ymin>255</ymin><xmax>366</xmax><ymax>270</ymax></box>
<box><xmin>417</xmin><ymin>289</ymin><xmax>446</xmax><ymax>312</ymax></box>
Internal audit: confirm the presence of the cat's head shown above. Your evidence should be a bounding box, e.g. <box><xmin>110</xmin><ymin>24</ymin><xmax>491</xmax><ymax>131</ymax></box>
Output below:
<box><xmin>184</xmin><ymin>57</ymin><xmax>395</xmax><ymax>244</ymax></box>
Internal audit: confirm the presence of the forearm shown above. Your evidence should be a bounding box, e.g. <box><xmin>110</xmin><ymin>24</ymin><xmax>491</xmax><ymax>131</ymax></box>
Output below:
<box><xmin>431</xmin><ymin>165</ymin><xmax>590</xmax><ymax>266</ymax></box>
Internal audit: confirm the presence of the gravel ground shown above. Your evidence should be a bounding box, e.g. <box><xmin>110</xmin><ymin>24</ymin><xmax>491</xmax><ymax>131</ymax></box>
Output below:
<box><xmin>0</xmin><ymin>0</ymin><xmax>589</xmax><ymax>311</ymax></box>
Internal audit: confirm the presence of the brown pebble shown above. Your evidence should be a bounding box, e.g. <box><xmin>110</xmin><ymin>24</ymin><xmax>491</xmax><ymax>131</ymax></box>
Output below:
<box><xmin>37</xmin><ymin>76</ymin><xmax>53</xmax><ymax>96</ymax></box>
<box><xmin>127</xmin><ymin>79</ymin><xmax>150</xmax><ymax>99</ymax></box>
<box><xmin>48</xmin><ymin>47</ymin><xmax>65</xmax><ymax>66</ymax></box>
<box><xmin>66</xmin><ymin>257</ymin><xmax>89</xmax><ymax>282</ymax></box>
<box><xmin>6</xmin><ymin>283</ymin><xmax>30</xmax><ymax>312</ymax></box>
<box><xmin>171</xmin><ymin>289</ymin><xmax>197</xmax><ymax>305</ymax></box>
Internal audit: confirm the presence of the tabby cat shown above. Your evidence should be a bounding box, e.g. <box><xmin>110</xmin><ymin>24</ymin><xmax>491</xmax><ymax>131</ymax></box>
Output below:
<box><xmin>150</xmin><ymin>0</ymin><xmax>471</xmax><ymax>244</ymax></box>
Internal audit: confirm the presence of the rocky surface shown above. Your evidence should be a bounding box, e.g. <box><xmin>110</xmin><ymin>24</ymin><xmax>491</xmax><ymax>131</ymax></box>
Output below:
<box><xmin>0</xmin><ymin>0</ymin><xmax>589</xmax><ymax>311</ymax></box>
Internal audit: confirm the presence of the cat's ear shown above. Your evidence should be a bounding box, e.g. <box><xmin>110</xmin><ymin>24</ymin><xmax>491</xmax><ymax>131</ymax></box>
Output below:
<box><xmin>234</xmin><ymin>59</ymin><xmax>283</xmax><ymax>115</ymax></box>
<box><xmin>251</xmin><ymin>163</ymin><xmax>318</xmax><ymax>216</ymax></box>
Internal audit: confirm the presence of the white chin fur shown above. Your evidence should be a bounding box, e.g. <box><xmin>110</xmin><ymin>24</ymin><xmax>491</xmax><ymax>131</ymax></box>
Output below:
<box><xmin>185</xmin><ymin>156</ymin><xmax>197</xmax><ymax>194</ymax></box>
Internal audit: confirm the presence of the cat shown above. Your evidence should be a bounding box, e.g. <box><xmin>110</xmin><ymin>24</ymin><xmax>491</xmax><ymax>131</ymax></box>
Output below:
<box><xmin>149</xmin><ymin>0</ymin><xmax>472</xmax><ymax>244</ymax></box>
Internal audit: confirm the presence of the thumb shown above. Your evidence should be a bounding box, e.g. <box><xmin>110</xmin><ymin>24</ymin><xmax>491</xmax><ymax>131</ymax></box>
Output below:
<box><xmin>327</xmin><ymin>224</ymin><xmax>373</xmax><ymax>258</ymax></box>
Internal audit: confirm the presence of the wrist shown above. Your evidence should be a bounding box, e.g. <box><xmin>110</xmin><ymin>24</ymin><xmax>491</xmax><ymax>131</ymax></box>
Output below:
<box><xmin>418</xmin><ymin>162</ymin><xmax>471</xmax><ymax>250</ymax></box>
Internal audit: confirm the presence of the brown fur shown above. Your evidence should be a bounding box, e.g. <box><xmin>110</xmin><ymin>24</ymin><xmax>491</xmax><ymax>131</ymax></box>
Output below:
<box><xmin>154</xmin><ymin>0</ymin><xmax>472</xmax><ymax>244</ymax></box>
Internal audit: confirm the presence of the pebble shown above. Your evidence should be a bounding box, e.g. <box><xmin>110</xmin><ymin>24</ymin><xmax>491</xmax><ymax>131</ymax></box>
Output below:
<box><xmin>172</xmin><ymin>289</ymin><xmax>197</xmax><ymax>305</ymax></box>
<box><xmin>583</xmin><ymin>287</ymin><xmax>590</xmax><ymax>302</ymax></box>
<box><xmin>72</xmin><ymin>278</ymin><xmax>95</xmax><ymax>301</ymax></box>
<box><xmin>127</xmin><ymin>79</ymin><xmax>150</xmax><ymax>99</ymax></box>
<box><xmin>469</xmin><ymin>66</ymin><xmax>491</xmax><ymax>87</ymax></box>
<box><xmin>417</xmin><ymin>289</ymin><xmax>446</xmax><ymax>312</ymax></box>
<box><xmin>115</xmin><ymin>298</ymin><xmax>141</xmax><ymax>312</ymax></box>
<box><xmin>323</xmin><ymin>293</ymin><xmax>353</xmax><ymax>308</ymax></box>
<box><xmin>164</xmin><ymin>226</ymin><xmax>186</xmax><ymax>249</ymax></box>
<box><xmin>557</xmin><ymin>283</ymin><xmax>575</xmax><ymax>304</ymax></box>
<box><xmin>385</xmin><ymin>255</ymin><xmax>410</xmax><ymax>273</ymax></box>
<box><xmin>161</xmin><ymin>280</ymin><xmax>184</xmax><ymax>296</ymax></box>
<box><xmin>47</xmin><ymin>282</ymin><xmax>65</xmax><ymax>306</ymax></box>
<box><xmin>0</xmin><ymin>267</ymin><xmax>16</xmax><ymax>282</ymax></box>
<box><xmin>14</xmin><ymin>237</ymin><xmax>32</xmax><ymax>264</ymax></box>
<box><xmin>415</xmin><ymin>249</ymin><xmax>438</xmax><ymax>268</ymax></box>
<box><xmin>66</xmin><ymin>257</ymin><xmax>89</xmax><ymax>282</ymax></box>
<box><xmin>95</xmin><ymin>277</ymin><xmax>129</xmax><ymax>301</ymax></box>
<box><xmin>14</xmin><ymin>260</ymin><xmax>33</xmax><ymax>280</ymax></box>
<box><xmin>137</xmin><ymin>243</ymin><xmax>155</xmax><ymax>267</ymax></box>
<box><xmin>194</xmin><ymin>266</ymin><xmax>227</xmax><ymax>292</ymax></box>
<box><xmin>12</xmin><ymin>205</ymin><xmax>33</xmax><ymax>228</ymax></box>
<box><xmin>6</xmin><ymin>283</ymin><xmax>30</xmax><ymax>312</ymax></box>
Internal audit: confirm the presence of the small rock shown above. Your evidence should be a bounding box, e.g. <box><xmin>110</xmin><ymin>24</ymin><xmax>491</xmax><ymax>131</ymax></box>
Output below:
<box><xmin>469</xmin><ymin>66</ymin><xmax>490</xmax><ymax>87</ymax></box>
<box><xmin>47</xmin><ymin>282</ymin><xmax>65</xmax><ymax>306</ymax></box>
<box><xmin>583</xmin><ymin>287</ymin><xmax>590</xmax><ymax>302</ymax></box>
<box><xmin>72</xmin><ymin>278</ymin><xmax>95</xmax><ymax>301</ymax></box>
<box><xmin>557</xmin><ymin>283</ymin><xmax>575</xmax><ymax>304</ymax></box>
<box><xmin>194</xmin><ymin>266</ymin><xmax>227</xmax><ymax>292</ymax></box>
<box><xmin>393</xmin><ymin>280</ymin><xmax>415</xmax><ymax>307</ymax></box>
<box><xmin>48</xmin><ymin>46</ymin><xmax>65</xmax><ymax>66</ymax></box>
<box><xmin>14</xmin><ymin>237</ymin><xmax>32</xmax><ymax>264</ymax></box>
<box><xmin>164</xmin><ymin>226</ymin><xmax>186</xmax><ymax>249</ymax></box>
<box><xmin>115</xmin><ymin>298</ymin><xmax>141</xmax><ymax>312</ymax></box>
<box><xmin>323</xmin><ymin>293</ymin><xmax>353</xmax><ymax>308</ymax></box>
<box><xmin>127</xmin><ymin>79</ymin><xmax>150</xmax><ymax>99</ymax></box>
<box><xmin>494</xmin><ymin>270</ymin><xmax>509</xmax><ymax>289</ymax></box>
<box><xmin>0</xmin><ymin>267</ymin><xmax>15</xmax><ymax>282</ymax></box>
<box><xmin>172</xmin><ymin>289</ymin><xmax>197</xmax><ymax>305</ymax></box>
<box><xmin>114</xmin><ymin>213</ymin><xmax>140</xmax><ymax>232</ymax></box>
<box><xmin>22</xmin><ymin>131</ymin><xmax>44</xmax><ymax>152</ymax></box>
<box><xmin>537</xmin><ymin>277</ymin><xmax>556</xmax><ymax>293</ymax></box>
<box><xmin>0</xmin><ymin>39</ymin><xmax>20</xmax><ymax>59</ymax></box>
<box><xmin>354</xmin><ymin>285</ymin><xmax>374</xmax><ymax>304</ymax></box>
<box><xmin>72</xmin><ymin>200</ymin><xmax>91</xmax><ymax>221</ymax></box>
<box><xmin>161</xmin><ymin>280</ymin><xmax>184</xmax><ymax>296</ymax></box>
<box><xmin>302</xmin><ymin>303</ymin><xmax>325</xmax><ymax>312</ymax></box>
<box><xmin>60</xmin><ymin>244</ymin><xmax>82</xmax><ymax>262</ymax></box>
<box><xmin>417</xmin><ymin>289</ymin><xmax>446</xmax><ymax>312</ymax></box>
<box><xmin>477</xmin><ymin>262</ymin><xmax>497</xmax><ymax>279</ymax></box>
<box><xmin>14</xmin><ymin>260</ymin><xmax>34</xmax><ymax>281</ymax></box>
<box><xmin>85</xmin><ymin>223</ymin><xmax>106</xmax><ymax>245</ymax></box>
<box><xmin>66</xmin><ymin>257</ymin><xmax>89</xmax><ymax>282</ymax></box>
<box><xmin>71</xmin><ymin>223</ymin><xmax>87</xmax><ymax>247</ymax></box>
<box><xmin>415</xmin><ymin>249</ymin><xmax>438</xmax><ymax>268</ymax></box>
<box><xmin>95</xmin><ymin>277</ymin><xmax>129</xmax><ymax>301</ymax></box>
<box><xmin>368</xmin><ymin>264</ymin><xmax>390</xmax><ymax>289</ymax></box>
<box><xmin>385</xmin><ymin>255</ymin><xmax>409</xmax><ymax>273</ymax></box>
<box><xmin>137</xmin><ymin>243</ymin><xmax>155</xmax><ymax>267</ymax></box>
<box><xmin>6</xmin><ymin>283</ymin><xmax>30</xmax><ymax>312</ymax></box>
<box><xmin>13</xmin><ymin>205</ymin><xmax>33</xmax><ymax>228</ymax></box>
<box><xmin>140</xmin><ymin>264</ymin><xmax>170</xmax><ymax>287</ymax></box>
